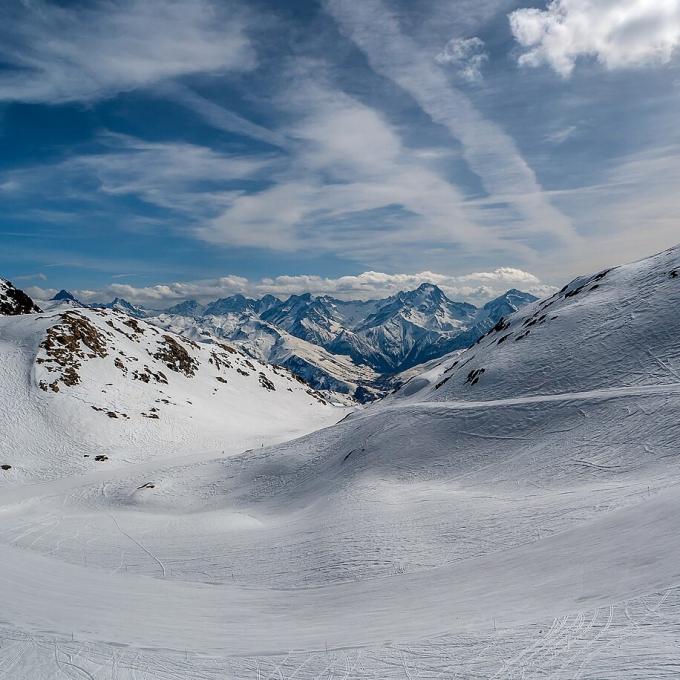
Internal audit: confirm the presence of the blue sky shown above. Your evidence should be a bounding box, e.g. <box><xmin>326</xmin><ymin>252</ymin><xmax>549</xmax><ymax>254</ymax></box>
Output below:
<box><xmin>1</xmin><ymin>0</ymin><xmax>679</xmax><ymax>305</ymax></box>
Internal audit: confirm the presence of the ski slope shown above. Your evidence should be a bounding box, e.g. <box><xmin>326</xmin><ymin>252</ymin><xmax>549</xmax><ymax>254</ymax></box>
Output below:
<box><xmin>1</xmin><ymin>246</ymin><xmax>680</xmax><ymax>678</ymax></box>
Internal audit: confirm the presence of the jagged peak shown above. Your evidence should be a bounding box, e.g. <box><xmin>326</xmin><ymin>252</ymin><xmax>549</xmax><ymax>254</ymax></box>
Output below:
<box><xmin>52</xmin><ymin>289</ymin><xmax>78</xmax><ymax>302</ymax></box>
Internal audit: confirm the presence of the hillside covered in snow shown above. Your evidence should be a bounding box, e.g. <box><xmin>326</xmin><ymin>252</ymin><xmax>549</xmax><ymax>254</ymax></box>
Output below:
<box><xmin>0</xmin><ymin>297</ymin><xmax>342</xmax><ymax>482</ymax></box>
<box><xmin>1</xmin><ymin>247</ymin><xmax>680</xmax><ymax>678</ymax></box>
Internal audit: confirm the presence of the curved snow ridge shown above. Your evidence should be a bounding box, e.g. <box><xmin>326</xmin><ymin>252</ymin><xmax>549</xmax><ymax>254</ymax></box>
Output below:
<box><xmin>382</xmin><ymin>381</ymin><xmax>680</xmax><ymax>412</ymax></box>
<box><xmin>2</xmin><ymin>482</ymin><xmax>680</xmax><ymax>656</ymax></box>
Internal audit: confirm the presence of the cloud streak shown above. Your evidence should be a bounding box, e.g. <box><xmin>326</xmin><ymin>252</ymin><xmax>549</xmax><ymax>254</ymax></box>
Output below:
<box><xmin>158</xmin><ymin>83</ymin><xmax>289</xmax><ymax>149</ymax></box>
<box><xmin>199</xmin><ymin>77</ymin><xmax>489</xmax><ymax>256</ymax></box>
<box><xmin>1</xmin><ymin>133</ymin><xmax>274</xmax><ymax>218</ymax></box>
<box><xmin>324</xmin><ymin>0</ymin><xmax>579</xmax><ymax>248</ymax></box>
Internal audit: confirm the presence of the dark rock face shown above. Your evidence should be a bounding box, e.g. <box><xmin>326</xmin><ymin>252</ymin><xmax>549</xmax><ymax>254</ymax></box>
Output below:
<box><xmin>0</xmin><ymin>279</ymin><xmax>41</xmax><ymax>315</ymax></box>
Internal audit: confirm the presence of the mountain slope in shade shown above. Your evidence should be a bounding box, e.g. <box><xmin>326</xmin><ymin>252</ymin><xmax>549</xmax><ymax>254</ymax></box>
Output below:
<box><xmin>0</xmin><ymin>278</ymin><xmax>41</xmax><ymax>315</ymax></box>
<box><xmin>1</xmin><ymin>246</ymin><xmax>680</xmax><ymax>677</ymax></box>
<box><xmin>51</xmin><ymin>289</ymin><xmax>79</xmax><ymax>303</ymax></box>
<box><xmin>481</xmin><ymin>287</ymin><xmax>536</xmax><ymax>321</ymax></box>
<box><xmin>204</xmin><ymin>294</ymin><xmax>259</xmax><ymax>316</ymax></box>
<box><xmin>166</xmin><ymin>299</ymin><xmax>206</xmax><ymax>317</ymax></box>
<box><xmin>325</xmin><ymin>286</ymin><xmax>536</xmax><ymax>373</ymax></box>
<box><xmin>151</xmin><ymin>312</ymin><xmax>379</xmax><ymax>400</ymax></box>
<box><xmin>0</xmin><ymin>307</ymin><xmax>342</xmax><ymax>482</ymax></box>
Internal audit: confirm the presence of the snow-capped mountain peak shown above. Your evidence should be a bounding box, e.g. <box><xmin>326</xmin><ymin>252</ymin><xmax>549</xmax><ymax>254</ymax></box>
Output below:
<box><xmin>91</xmin><ymin>297</ymin><xmax>147</xmax><ymax>318</ymax></box>
<box><xmin>481</xmin><ymin>288</ymin><xmax>537</xmax><ymax>321</ymax></box>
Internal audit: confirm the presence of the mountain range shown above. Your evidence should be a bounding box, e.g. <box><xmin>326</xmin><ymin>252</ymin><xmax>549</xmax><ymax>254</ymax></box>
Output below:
<box><xmin>76</xmin><ymin>284</ymin><xmax>535</xmax><ymax>401</ymax></box>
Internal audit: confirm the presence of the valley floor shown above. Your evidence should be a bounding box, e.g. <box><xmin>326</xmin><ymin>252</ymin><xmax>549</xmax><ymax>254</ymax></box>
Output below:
<box><xmin>2</xmin><ymin>381</ymin><xmax>680</xmax><ymax>678</ymax></box>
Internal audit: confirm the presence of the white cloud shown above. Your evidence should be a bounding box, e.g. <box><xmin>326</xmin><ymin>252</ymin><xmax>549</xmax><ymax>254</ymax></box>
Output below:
<box><xmin>544</xmin><ymin>125</ymin><xmax>578</xmax><ymax>145</ymax></box>
<box><xmin>509</xmin><ymin>0</ymin><xmax>680</xmax><ymax>77</ymax></box>
<box><xmin>14</xmin><ymin>272</ymin><xmax>47</xmax><ymax>282</ymax></box>
<box><xmin>436</xmin><ymin>37</ymin><xmax>489</xmax><ymax>81</ymax></box>
<box><xmin>458</xmin><ymin>267</ymin><xmax>540</xmax><ymax>284</ymax></box>
<box><xmin>0</xmin><ymin>0</ymin><xmax>255</xmax><ymax>103</ymax></box>
<box><xmin>2</xmin><ymin>115</ymin><xmax>489</xmax><ymax>261</ymax></box>
<box><xmin>251</xmin><ymin>270</ymin><xmax>553</xmax><ymax>302</ymax></box>
<box><xmin>29</xmin><ymin>268</ymin><xmax>553</xmax><ymax>307</ymax></box>
<box><xmin>71</xmin><ymin>134</ymin><xmax>272</xmax><ymax>214</ymax></box>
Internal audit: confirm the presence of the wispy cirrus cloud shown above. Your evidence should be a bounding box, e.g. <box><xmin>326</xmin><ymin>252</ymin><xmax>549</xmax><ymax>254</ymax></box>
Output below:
<box><xmin>4</xmin><ymin>85</ymin><xmax>511</xmax><ymax>264</ymax></box>
<box><xmin>324</xmin><ymin>0</ymin><xmax>579</xmax><ymax>248</ymax></box>
<box><xmin>1</xmin><ymin>133</ymin><xmax>274</xmax><ymax>217</ymax></box>
<box><xmin>0</xmin><ymin>0</ymin><xmax>255</xmax><ymax>103</ymax></box>
<box><xmin>198</xmin><ymin>77</ymin><xmax>490</xmax><ymax>256</ymax></box>
<box><xmin>509</xmin><ymin>0</ymin><xmax>680</xmax><ymax>77</ymax></box>
<box><xmin>13</xmin><ymin>272</ymin><xmax>47</xmax><ymax>282</ymax></box>
<box><xmin>541</xmin><ymin>143</ymin><xmax>680</xmax><ymax>275</ymax></box>
<box><xmin>156</xmin><ymin>82</ymin><xmax>289</xmax><ymax>149</ymax></box>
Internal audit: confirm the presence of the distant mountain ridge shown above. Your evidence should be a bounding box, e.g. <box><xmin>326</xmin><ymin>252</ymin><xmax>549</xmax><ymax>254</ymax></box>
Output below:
<box><xmin>150</xmin><ymin>284</ymin><xmax>537</xmax><ymax>394</ymax></box>
<box><xmin>91</xmin><ymin>297</ymin><xmax>147</xmax><ymax>318</ymax></box>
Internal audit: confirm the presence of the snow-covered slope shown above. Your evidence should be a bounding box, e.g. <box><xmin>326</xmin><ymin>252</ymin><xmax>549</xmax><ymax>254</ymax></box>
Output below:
<box><xmin>0</xmin><ymin>306</ymin><xmax>342</xmax><ymax>482</ymax></box>
<box><xmin>2</xmin><ymin>246</ymin><xmax>680</xmax><ymax>678</ymax></box>
<box><xmin>394</xmin><ymin>245</ymin><xmax>680</xmax><ymax>404</ymax></box>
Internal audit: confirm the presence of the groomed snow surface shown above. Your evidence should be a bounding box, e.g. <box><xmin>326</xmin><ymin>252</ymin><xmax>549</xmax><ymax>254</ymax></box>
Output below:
<box><xmin>2</xmin><ymin>246</ymin><xmax>680</xmax><ymax>678</ymax></box>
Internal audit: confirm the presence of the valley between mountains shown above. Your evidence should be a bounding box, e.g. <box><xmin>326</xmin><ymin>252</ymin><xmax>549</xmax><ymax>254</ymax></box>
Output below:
<box><xmin>1</xmin><ymin>245</ymin><xmax>680</xmax><ymax>678</ymax></box>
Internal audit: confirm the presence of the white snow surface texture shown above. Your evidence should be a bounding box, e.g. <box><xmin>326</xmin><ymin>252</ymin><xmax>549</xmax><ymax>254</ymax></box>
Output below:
<box><xmin>1</xmin><ymin>246</ymin><xmax>680</xmax><ymax>678</ymax></box>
